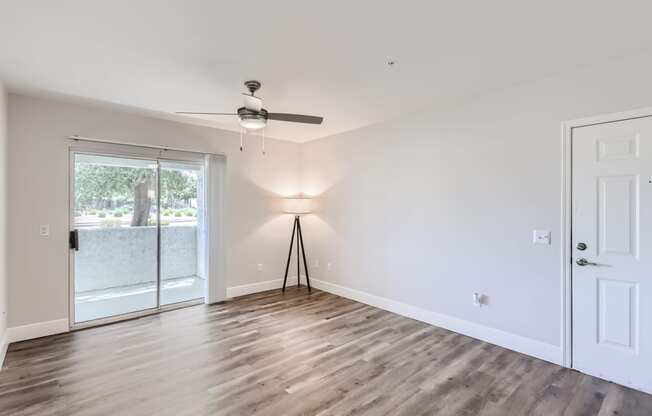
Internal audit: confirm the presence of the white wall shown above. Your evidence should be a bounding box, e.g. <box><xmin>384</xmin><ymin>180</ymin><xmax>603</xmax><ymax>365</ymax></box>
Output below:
<box><xmin>301</xmin><ymin>54</ymin><xmax>652</xmax><ymax>362</ymax></box>
<box><xmin>7</xmin><ymin>94</ymin><xmax>301</xmax><ymax>328</ymax></box>
<box><xmin>0</xmin><ymin>81</ymin><xmax>8</xmax><ymax>354</ymax></box>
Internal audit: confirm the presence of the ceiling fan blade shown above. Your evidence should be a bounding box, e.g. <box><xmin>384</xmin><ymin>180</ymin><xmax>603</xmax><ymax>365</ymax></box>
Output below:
<box><xmin>242</xmin><ymin>94</ymin><xmax>262</xmax><ymax>112</ymax></box>
<box><xmin>267</xmin><ymin>113</ymin><xmax>323</xmax><ymax>124</ymax></box>
<box><xmin>176</xmin><ymin>112</ymin><xmax>237</xmax><ymax>115</ymax></box>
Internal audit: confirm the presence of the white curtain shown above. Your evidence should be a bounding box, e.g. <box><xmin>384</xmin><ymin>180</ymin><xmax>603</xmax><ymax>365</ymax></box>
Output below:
<box><xmin>204</xmin><ymin>153</ymin><xmax>226</xmax><ymax>303</ymax></box>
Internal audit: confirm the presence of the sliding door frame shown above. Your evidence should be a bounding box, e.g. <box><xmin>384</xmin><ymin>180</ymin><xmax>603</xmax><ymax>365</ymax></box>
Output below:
<box><xmin>68</xmin><ymin>144</ymin><xmax>207</xmax><ymax>330</ymax></box>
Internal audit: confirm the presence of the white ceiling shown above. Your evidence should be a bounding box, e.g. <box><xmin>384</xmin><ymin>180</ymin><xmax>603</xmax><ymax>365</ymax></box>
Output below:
<box><xmin>1</xmin><ymin>1</ymin><xmax>652</xmax><ymax>142</ymax></box>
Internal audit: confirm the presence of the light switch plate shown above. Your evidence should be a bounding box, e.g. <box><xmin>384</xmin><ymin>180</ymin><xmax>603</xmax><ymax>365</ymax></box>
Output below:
<box><xmin>39</xmin><ymin>224</ymin><xmax>50</xmax><ymax>236</ymax></box>
<box><xmin>533</xmin><ymin>230</ymin><xmax>551</xmax><ymax>245</ymax></box>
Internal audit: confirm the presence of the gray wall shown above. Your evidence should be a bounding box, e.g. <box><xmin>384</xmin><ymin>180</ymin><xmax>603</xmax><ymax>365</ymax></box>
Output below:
<box><xmin>7</xmin><ymin>95</ymin><xmax>301</xmax><ymax>327</ymax></box>
<box><xmin>9</xmin><ymin>53</ymin><xmax>652</xmax><ymax>359</ymax></box>
<box><xmin>300</xmin><ymin>54</ymin><xmax>652</xmax><ymax>352</ymax></box>
<box><xmin>75</xmin><ymin>226</ymin><xmax>198</xmax><ymax>292</ymax></box>
<box><xmin>0</xmin><ymin>81</ymin><xmax>7</xmax><ymax>342</ymax></box>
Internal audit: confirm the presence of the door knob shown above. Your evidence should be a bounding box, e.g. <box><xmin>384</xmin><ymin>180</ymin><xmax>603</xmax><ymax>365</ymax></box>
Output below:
<box><xmin>576</xmin><ymin>258</ymin><xmax>597</xmax><ymax>266</ymax></box>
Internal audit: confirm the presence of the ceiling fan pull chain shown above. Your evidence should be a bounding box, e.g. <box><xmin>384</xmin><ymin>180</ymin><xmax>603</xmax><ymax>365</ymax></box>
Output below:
<box><xmin>262</xmin><ymin>127</ymin><xmax>266</xmax><ymax>156</ymax></box>
<box><xmin>240</xmin><ymin>126</ymin><xmax>244</xmax><ymax>151</ymax></box>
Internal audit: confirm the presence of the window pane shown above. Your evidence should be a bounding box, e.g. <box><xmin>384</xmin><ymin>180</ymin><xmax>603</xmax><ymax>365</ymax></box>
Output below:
<box><xmin>159</xmin><ymin>161</ymin><xmax>205</xmax><ymax>305</ymax></box>
<box><xmin>74</xmin><ymin>154</ymin><xmax>158</xmax><ymax>322</ymax></box>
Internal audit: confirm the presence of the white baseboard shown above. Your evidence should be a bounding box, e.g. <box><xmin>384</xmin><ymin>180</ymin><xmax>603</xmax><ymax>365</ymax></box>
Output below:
<box><xmin>0</xmin><ymin>331</ymin><xmax>7</xmax><ymax>370</ymax></box>
<box><xmin>6</xmin><ymin>319</ymin><xmax>69</xmax><ymax>344</ymax></box>
<box><xmin>218</xmin><ymin>276</ymin><xmax>562</xmax><ymax>365</ymax></box>
<box><xmin>311</xmin><ymin>278</ymin><xmax>563</xmax><ymax>366</ymax></box>
<box><xmin>227</xmin><ymin>276</ymin><xmax>299</xmax><ymax>298</ymax></box>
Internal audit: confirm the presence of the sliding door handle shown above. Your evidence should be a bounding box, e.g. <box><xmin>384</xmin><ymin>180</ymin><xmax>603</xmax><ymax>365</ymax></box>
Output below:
<box><xmin>69</xmin><ymin>230</ymin><xmax>79</xmax><ymax>251</ymax></box>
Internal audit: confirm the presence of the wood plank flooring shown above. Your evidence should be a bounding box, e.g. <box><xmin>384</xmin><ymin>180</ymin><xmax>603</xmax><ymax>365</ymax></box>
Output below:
<box><xmin>1</xmin><ymin>288</ymin><xmax>651</xmax><ymax>415</ymax></box>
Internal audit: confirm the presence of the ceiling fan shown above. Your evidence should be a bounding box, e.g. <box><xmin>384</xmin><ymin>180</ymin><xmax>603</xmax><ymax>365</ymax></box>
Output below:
<box><xmin>177</xmin><ymin>81</ymin><xmax>323</xmax><ymax>153</ymax></box>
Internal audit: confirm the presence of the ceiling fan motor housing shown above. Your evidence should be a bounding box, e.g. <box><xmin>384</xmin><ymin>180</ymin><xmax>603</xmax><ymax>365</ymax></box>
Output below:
<box><xmin>238</xmin><ymin>107</ymin><xmax>267</xmax><ymax>119</ymax></box>
<box><xmin>244</xmin><ymin>80</ymin><xmax>261</xmax><ymax>95</ymax></box>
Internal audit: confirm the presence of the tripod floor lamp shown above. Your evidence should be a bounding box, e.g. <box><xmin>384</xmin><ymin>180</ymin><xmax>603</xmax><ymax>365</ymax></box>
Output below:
<box><xmin>282</xmin><ymin>197</ymin><xmax>311</xmax><ymax>292</ymax></box>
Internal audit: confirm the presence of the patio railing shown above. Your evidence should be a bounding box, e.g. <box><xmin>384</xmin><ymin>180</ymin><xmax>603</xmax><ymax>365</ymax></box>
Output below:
<box><xmin>75</xmin><ymin>225</ymin><xmax>198</xmax><ymax>292</ymax></box>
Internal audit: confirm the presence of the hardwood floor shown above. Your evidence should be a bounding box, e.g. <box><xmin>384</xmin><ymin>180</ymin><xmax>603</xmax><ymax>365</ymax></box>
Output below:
<box><xmin>1</xmin><ymin>288</ymin><xmax>651</xmax><ymax>416</ymax></box>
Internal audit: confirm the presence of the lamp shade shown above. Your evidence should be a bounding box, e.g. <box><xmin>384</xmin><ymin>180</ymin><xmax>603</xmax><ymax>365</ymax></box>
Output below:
<box><xmin>283</xmin><ymin>197</ymin><xmax>312</xmax><ymax>214</ymax></box>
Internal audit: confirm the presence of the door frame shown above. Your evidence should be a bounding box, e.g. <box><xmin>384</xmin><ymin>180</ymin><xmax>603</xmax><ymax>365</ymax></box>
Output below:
<box><xmin>68</xmin><ymin>144</ymin><xmax>208</xmax><ymax>330</ymax></box>
<box><xmin>561</xmin><ymin>106</ymin><xmax>652</xmax><ymax>369</ymax></box>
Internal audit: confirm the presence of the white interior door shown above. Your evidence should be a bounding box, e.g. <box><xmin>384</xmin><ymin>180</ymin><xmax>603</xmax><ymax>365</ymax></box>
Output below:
<box><xmin>572</xmin><ymin>117</ymin><xmax>652</xmax><ymax>393</ymax></box>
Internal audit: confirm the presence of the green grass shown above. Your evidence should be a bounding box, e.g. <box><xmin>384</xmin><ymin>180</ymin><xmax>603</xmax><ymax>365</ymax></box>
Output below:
<box><xmin>100</xmin><ymin>218</ymin><xmax>122</xmax><ymax>228</ymax></box>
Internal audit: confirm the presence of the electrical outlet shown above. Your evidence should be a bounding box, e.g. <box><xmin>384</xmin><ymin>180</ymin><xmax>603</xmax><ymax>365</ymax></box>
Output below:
<box><xmin>312</xmin><ymin>260</ymin><xmax>320</xmax><ymax>269</ymax></box>
<box><xmin>327</xmin><ymin>262</ymin><xmax>332</xmax><ymax>271</ymax></box>
<box><xmin>473</xmin><ymin>293</ymin><xmax>484</xmax><ymax>307</ymax></box>
<box><xmin>39</xmin><ymin>225</ymin><xmax>50</xmax><ymax>236</ymax></box>
<box><xmin>257</xmin><ymin>263</ymin><xmax>263</xmax><ymax>272</ymax></box>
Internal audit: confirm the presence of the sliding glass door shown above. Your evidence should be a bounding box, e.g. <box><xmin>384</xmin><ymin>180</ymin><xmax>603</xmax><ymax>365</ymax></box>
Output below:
<box><xmin>71</xmin><ymin>151</ymin><xmax>206</xmax><ymax>325</ymax></box>
<box><xmin>159</xmin><ymin>161</ymin><xmax>206</xmax><ymax>306</ymax></box>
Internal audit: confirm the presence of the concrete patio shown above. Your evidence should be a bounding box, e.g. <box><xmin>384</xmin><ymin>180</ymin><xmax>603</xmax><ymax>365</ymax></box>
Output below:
<box><xmin>73</xmin><ymin>224</ymin><xmax>206</xmax><ymax>323</ymax></box>
<box><xmin>75</xmin><ymin>275</ymin><xmax>205</xmax><ymax>322</ymax></box>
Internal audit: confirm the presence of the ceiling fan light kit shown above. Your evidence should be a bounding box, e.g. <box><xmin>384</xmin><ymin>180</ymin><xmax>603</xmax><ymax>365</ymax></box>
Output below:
<box><xmin>239</xmin><ymin>121</ymin><xmax>266</xmax><ymax>155</ymax></box>
<box><xmin>237</xmin><ymin>107</ymin><xmax>267</xmax><ymax>130</ymax></box>
<box><xmin>177</xmin><ymin>80</ymin><xmax>324</xmax><ymax>155</ymax></box>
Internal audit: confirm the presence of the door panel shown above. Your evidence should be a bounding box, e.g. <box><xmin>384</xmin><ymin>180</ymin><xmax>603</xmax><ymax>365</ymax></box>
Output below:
<box><xmin>572</xmin><ymin>117</ymin><xmax>652</xmax><ymax>393</ymax></box>
<box><xmin>597</xmin><ymin>134</ymin><xmax>639</xmax><ymax>161</ymax></box>
<box><xmin>597</xmin><ymin>175</ymin><xmax>638</xmax><ymax>257</ymax></box>
<box><xmin>597</xmin><ymin>278</ymin><xmax>638</xmax><ymax>351</ymax></box>
<box><xmin>159</xmin><ymin>161</ymin><xmax>206</xmax><ymax>306</ymax></box>
<box><xmin>73</xmin><ymin>153</ymin><xmax>159</xmax><ymax>323</ymax></box>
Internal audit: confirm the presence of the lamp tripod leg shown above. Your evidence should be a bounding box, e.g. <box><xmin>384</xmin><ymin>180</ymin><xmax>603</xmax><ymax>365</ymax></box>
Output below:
<box><xmin>282</xmin><ymin>217</ymin><xmax>297</xmax><ymax>292</ymax></box>
<box><xmin>296</xmin><ymin>216</ymin><xmax>300</xmax><ymax>287</ymax></box>
<box><xmin>297</xmin><ymin>216</ymin><xmax>311</xmax><ymax>292</ymax></box>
